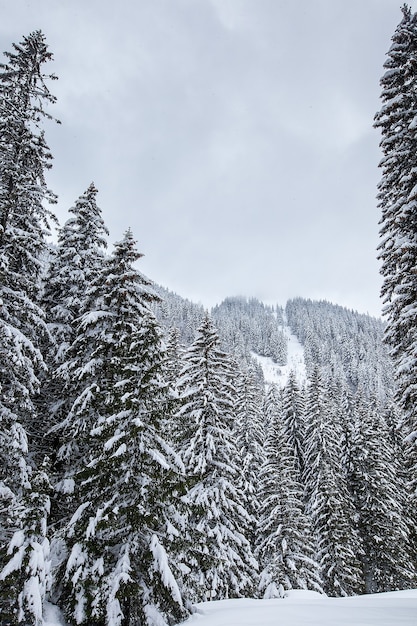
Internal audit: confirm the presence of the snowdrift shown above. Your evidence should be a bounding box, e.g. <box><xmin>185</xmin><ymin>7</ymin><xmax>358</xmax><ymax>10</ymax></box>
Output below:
<box><xmin>182</xmin><ymin>590</ymin><xmax>417</xmax><ymax>626</ymax></box>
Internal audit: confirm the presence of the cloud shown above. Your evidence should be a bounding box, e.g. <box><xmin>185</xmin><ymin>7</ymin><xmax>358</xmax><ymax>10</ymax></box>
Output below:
<box><xmin>0</xmin><ymin>0</ymin><xmax>402</xmax><ymax>318</ymax></box>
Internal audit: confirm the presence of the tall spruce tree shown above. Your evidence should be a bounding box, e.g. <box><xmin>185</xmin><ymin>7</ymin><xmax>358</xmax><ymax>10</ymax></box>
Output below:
<box><xmin>0</xmin><ymin>31</ymin><xmax>58</xmax><ymax>625</ymax></box>
<box><xmin>303</xmin><ymin>368</ymin><xmax>365</xmax><ymax>596</ymax></box>
<box><xmin>350</xmin><ymin>391</ymin><xmax>416</xmax><ymax>592</ymax></box>
<box><xmin>233</xmin><ymin>365</ymin><xmax>266</xmax><ymax>551</ymax></box>
<box><xmin>256</xmin><ymin>385</ymin><xmax>322</xmax><ymax>598</ymax></box>
<box><xmin>281</xmin><ymin>371</ymin><xmax>306</xmax><ymax>477</ymax></box>
<box><xmin>175</xmin><ymin>315</ymin><xmax>257</xmax><ymax>602</ymax></box>
<box><xmin>42</xmin><ymin>183</ymin><xmax>108</xmax><ymax>362</ymax></box>
<box><xmin>57</xmin><ymin>230</ymin><xmax>188</xmax><ymax>626</ymax></box>
<box><xmin>41</xmin><ymin>184</ymin><xmax>109</xmax><ymax>526</ymax></box>
<box><xmin>0</xmin><ymin>465</ymin><xmax>51</xmax><ymax>626</ymax></box>
<box><xmin>374</xmin><ymin>3</ymin><xmax>417</xmax><ymax>564</ymax></box>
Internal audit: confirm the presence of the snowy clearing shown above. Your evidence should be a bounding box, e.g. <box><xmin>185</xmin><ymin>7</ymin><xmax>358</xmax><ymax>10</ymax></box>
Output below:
<box><xmin>252</xmin><ymin>319</ymin><xmax>306</xmax><ymax>388</ymax></box>
<box><xmin>183</xmin><ymin>590</ymin><xmax>417</xmax><ymax>626</ymax></box>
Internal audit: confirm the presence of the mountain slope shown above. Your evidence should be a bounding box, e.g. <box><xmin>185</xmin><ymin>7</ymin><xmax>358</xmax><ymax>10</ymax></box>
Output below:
<box><xmin>251</xmin><ymin>312</ymin><xmax>306</xmax><ymax>388</ymax></box>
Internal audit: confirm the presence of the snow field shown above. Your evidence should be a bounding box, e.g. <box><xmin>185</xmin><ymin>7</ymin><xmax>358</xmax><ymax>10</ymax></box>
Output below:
<box><xmin>183</xmin><ymin>590</ymin><xmax>417</xmax><ymax>626</ymax></box>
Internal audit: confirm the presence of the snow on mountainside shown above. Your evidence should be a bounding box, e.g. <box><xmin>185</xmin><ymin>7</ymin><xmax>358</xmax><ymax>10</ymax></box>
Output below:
<box><xmin>251</xmin><ymin>317</ymin><xmax>306</xmax><ymax>388</ymax></box>
<box><xmin>183</xmin><ymin>590</ymin><xmax>417</xmax><ymax>626</ymax></box>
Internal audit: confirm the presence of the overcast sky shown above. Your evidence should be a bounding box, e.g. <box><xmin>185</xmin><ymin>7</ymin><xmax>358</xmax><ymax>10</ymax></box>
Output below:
<box><xmin>1</xmin><ymin>0</ymin><xmax>410</xmax><ymax>317</ymax></box>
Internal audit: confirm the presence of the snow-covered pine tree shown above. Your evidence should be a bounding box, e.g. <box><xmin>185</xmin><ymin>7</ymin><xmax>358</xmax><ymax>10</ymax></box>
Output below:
<box><xmin>256</xmin><ymin>385</ymin><xmax>322</xmax><ymax>598</ymax></box>
<box><xmin>303</xmin><ymin>367</ymin><xmax>365</xmax><ymax>596</ymax></box>
<box><xmin>42</xmin><ymin>182</ymin><xmax>108</xmax><ymax>363</ymax></box>
<box><xmin>175</xmin><ymin>314</ymin><xmax>258</xmax><ymax>602</ymax></box>
<box><xmin>281</xmin><ymin>371</ymin><xmax>306</xmax><ymax>477</ymax></box>
<box><xmin>350</xmin><ymin>390</ymin><xmax>416</xmax><ymax>592</ymax></box>
<box><xmin>0</xmin><ymin>31</ymin><xmax>58</xmax><ymax>625</ymax></box>
<box><xmin>58</xmin><ymin>230</ymin><xmax>188</xmax><ymax>626</ymax></box>
<box><xmin>41</xmin><ymin>184</ymin><xmax>109</xmax><ymax>526</ymax></box>
<box><xmin>375</xmin><ymin>4</ymin><xmax>417</xmax><ymax>418</ymax></box>
<box><xmin>374</xmin><ymin>3</ymin><xmax>417</xmax><ymax>567</ymax></box>
<box><xmin>233</xmin><ymin>365</ymin><xmax>266</xmax><ymax>551</ymax></box>
<box><xmin>0</xmin><ymin>465</ymin><xmax>51</xmax><ymax>626</ymax></box>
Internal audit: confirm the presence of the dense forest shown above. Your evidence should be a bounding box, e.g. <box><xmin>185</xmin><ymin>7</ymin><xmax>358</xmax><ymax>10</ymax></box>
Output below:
<box><xmin>0</xmin><ymin>15</ymin><xmax>416</xmax><ymax>626</ymax></box>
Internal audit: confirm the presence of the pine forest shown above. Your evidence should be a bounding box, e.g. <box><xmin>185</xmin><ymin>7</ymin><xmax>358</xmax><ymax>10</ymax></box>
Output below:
<box><xmin>0</xmin><ymin>9</ymin><xmax>417</xmax><ymax>626</ymax></box>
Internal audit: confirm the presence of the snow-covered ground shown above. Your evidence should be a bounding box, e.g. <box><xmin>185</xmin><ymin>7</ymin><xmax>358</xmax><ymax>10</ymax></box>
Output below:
<box><xmin>44</xmin><ymin>590</ymin><xmax>417</xmax><ymax>625</ymax></box>
<box><xmin>251</xmin><ymin>319</ymin><xmax>306</xmax><ymax>388</ymax></box>
<box><xmin>183</xmin><ymin>590</ymin><xmax>417</xmax><ymax>626</ymax></box>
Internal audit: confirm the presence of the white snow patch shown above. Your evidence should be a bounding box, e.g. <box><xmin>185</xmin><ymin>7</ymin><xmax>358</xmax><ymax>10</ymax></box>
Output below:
<box><xmin>181</xmin><ymin>590</ymin><xmax>417</xmax><ymax>626</ymax></box>
<box><xmin>252</xmin><ymin>320</ymin><xmax>306</xmax><ymax>389</ymax></box>
<box><xmin>44</xmin><ymin>600</ymin><xmax>67</xmax><ymax>626</ymax></box>
<box><xmin>55</xmin><ymin>478</ymin><xmax>75</xmax><ymax>494</ymax></box>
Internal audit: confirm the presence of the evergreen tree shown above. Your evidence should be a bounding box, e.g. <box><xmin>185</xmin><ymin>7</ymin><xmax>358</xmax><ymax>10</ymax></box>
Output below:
<box><xmin>58</xmin><ymin>230</ymin><xmax>188</xmax><ymax>626</ymax></box>
<box><xmin>303</xmin><ymin>368</ymin><xmax>365</xmax><ymax>596</ymax></box>
<box><xmin>350</xmin><ymin>391</ymin><xmax>416</xmax><ymax>592</ymax></box>
<box><xmin>281</xmin><ymin>371</ymin><xmax>306</xmax><ymax>476</ymax></box>
<box><xmin>42</xmin><ymin>182</ymin><xmax>108</xmax><ymax>362</ymax></box>
<box><xmin>375</xmin><ymin>4</ymin><xmax>417</xmax><ymax>560</ymax></box>
<box><xmin>233</xmin><ymin>365</ymin><xmax>266</xmax><ymax>551</ymax></box>
<box><xmin>176</xmin><ymin>315</ymin><xmax>257</xmax><ymax>602</ymax></box>
<box><xmin>0</xmin><ymin>31</ymin><xmax>58</xmax><ymax>624</ymax></box>
<box><xmin>41</xmin><ymin>184</ymin><xmax>109</xmax><ymax>525</ymax></box>
<box><xmin>256</xmin><ymin>385</ymin><xmax>322</xmax><ymax>598</ymax></box>
<box><xmin>0</xmin><ymin>466</ymin><xmax>51</xmax><ymax>626</ymax></box>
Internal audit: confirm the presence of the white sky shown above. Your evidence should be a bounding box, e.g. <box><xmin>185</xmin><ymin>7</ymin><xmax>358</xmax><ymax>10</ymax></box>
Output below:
<box><xmin>1</xmin><ymin>0</ymin><xmax>411</xmax><ymax>317</ymax></box>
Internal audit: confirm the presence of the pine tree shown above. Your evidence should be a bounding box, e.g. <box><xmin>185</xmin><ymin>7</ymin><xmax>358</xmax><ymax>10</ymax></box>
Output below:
<box><xmin>46</xmin><ymin>187</ymin><xmax>109</xmax><ymax>501</ymax></box>
<box><xmin>303</xmin><ymin>368</ymin><xmax>365</xmax><ymax>596</ymax></box>
<box><xmin>42</xmin><ymin>183</ymin><xmax>108</xmax><ymax>362</ymax></box>
<box><xmin>281</xmin><ymin>371</ymin><xmax>306</xmax><ymax>476</ymax></box>
<box><xmin>375</xmin><ymin>5</ymin><xmax>417</xmax><ymax>472</ymax></box>
<box><xmin>41</xmin><ymin>184</ymin><xmax>109</xmax><ymax>526</ymax></box>
<box><xmin>336</xmin><ymin>381</ymin><xmax>356</xmax><ymax>483</ymax></box>
<box><xmin>57</xmin><ymin>230</ymin><xmax>188</xmax><ymax>626</ymax></box>
<box><xmin>0</xmin><ymin>31</ymin><xmax>58</xmax><ymax>624</ymax></box>
<box><xmin>0</xmin><ymin>466</ymin><xmax>51</xmax><ymax>626</ymax></box>
<box><xmin>350</xmin><ymin>391</ymin><xmax>416</xmax><ymax>592</ymax></box>
<box><xmin>233</xmin><ymin>365</ymin><xmax>266</xmax><ymax>551</ymax></box>
<box><xmin>0</xmin><ymin>28</ymin><xmax>58</xmax><ymax>478</ymax></box>
<box><xmin>176</xmin><ymin>315</ymin><xmax>257</xmax><ymax>602</ymax></box>
<box><xmin>256</xmin><ymin>385</ymin><xmax>322</xmax><ymax>598</ymax></box>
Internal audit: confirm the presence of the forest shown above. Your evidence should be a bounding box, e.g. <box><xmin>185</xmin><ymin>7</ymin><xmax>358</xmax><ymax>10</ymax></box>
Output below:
<box><xmin>0</xmin><ymin>12</ymin><xmax>416</xmax><ymax>626</ymax></box>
